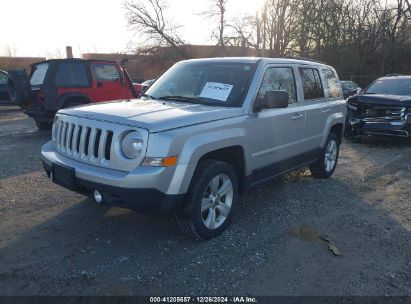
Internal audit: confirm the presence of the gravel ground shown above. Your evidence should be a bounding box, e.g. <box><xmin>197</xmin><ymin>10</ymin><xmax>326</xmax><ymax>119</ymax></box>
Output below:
<box><xmin>0</xmin><ymin>109</ymin><xmax>410</xmax><ymax>296</ymax></box>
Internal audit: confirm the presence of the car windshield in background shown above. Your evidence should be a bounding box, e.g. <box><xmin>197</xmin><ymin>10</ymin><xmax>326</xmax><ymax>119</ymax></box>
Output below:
<box><xmin>341</xmin><ymin>82</ymin><xmax>350</xmax><ymax>90</ymax></box>
<box><xmin>365</xmin><ymin>78</ymin><xmax>411</xmax><ymax>96</ymax></box>
<box><xmin>145</xmin><ymin>62</ymin><xmax>257</xmax><ymax>107</ymax></box>
<box><xmin>30</xmin><ymin>63</ymin><xmax>49</xmax><ymax>86</ymax></box>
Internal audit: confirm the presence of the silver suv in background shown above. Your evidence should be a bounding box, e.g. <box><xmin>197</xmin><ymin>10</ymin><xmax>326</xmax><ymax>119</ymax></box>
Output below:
<box><xmin>41</xmin><ymin>58</ymin><xmax>346</xmax><ymax>240</ymax></box>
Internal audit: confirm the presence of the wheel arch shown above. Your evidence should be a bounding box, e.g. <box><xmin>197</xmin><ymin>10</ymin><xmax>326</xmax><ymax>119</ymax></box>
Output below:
<box><xmin>321</xmin><ymin>112</ymin><xmax>345</xmax><ymax>147</ymax></box>
<box><xmin>167</xmin><ymin>129</ymin><xmax>250</xmax><ymax>195</ymax></box>
<box><xmin>197</xmin><ymin>146</ymin><xmax>247</xmax><ymax>193</ymax></box>
<box><xmin>58</xmin><ymin>93</ymin><xmax>91</xmax><ymax>109</ymax></box>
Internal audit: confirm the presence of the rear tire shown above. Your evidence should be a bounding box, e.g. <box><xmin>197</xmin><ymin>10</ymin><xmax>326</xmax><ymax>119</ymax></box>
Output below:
<box><xmin>35</xmin><ymin>121</ymin><xmax>52</xmax><ymax>131</ymax></box>
<box><xmin>176</xmin><ymin>159</ymin><xmax>238</xmax><ymax>240</ymax></box>
<box><xmin>309</xmin><ymin>132</ymin><xmax>340</xmax><ymax>179</ymax></box>
<box><xmin>7</xmin><ymin>70</ymin><xmax>31</xmax><ymax>107</ymax></box>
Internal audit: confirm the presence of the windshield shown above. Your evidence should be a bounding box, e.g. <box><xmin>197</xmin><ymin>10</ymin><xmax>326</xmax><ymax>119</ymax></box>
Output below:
<box><xmin>145</xmin><ymin>61</ymin><xmax>257</xmax><ymax>106</ymax></box>
<box><xmin>30</xmin><ymin>63</ymin><xmax>49</xmax><ymax>86</ymax></box>
<box><xmin>365</xmin><ymin>78</ymin><xmax>411</xmax><ymax>96</ymax></box>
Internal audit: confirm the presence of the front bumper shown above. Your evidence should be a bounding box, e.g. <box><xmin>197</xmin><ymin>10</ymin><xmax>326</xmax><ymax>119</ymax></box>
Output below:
<box><xmin>41</xmin><ymin>142</ymin><xmax>185</xmax><ymax>214</ymax></box>
<box><xmin>346</xmin><ymin>105</ymin><xmax>411</xmax><ymax>138</ymax></box>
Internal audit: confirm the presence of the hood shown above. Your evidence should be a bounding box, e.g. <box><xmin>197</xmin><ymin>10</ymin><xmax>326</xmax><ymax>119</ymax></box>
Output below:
<box><xmin>347</xmin><ymin>94</ymin><xmax>411</xmax><ymax>107</ymax></box>
<box><xmin>58</xmin><ymin>99</ymin><xmax>245</xmax><ymax>132</ymax></box>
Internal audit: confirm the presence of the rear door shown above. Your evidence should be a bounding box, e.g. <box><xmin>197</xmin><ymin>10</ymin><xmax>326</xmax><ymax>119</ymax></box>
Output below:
<box><xmin>298</xmin><ymin>66</ymin><xmax>328</xmax><ymax>151</ymax></box>
<box><xmin>299</xmin><ymin>66</ymin><xmax>343</xmax><ymax>151</ymax></box>
<box><xmin>90</xmin><ymin>62</ymin><xmax>129</xmax><ymax>102</ymax></box>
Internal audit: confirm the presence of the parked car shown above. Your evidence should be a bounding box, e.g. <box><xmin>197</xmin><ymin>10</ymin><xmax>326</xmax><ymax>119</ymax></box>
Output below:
<box><xmin>41</xmin><ymin>57</ymin><xmax>346</xmax><ymax>240</ymax></box>
<box><xmin>132</xmin><ymin>79</ymin><xmax>155</xmax><ymax>96</ymax></box>
<box><xmin>7</xmin><ymin>59</ymin><xmax>140</xmax><ymax>130</ymax></box>
<box><xmin>341</xmin><ymin>80</ymin><xmax>361</xmax><ymax>99</ymax></box>
<box><xmin>141</xmin><ymin>79</ymin><xmax>155</xmax><ymax>92</ymax></box>
<box><xmin>0</xmin><ymin>70</ymin><xmax>10</xmax><ymax>103</ymax></box>
<box><xmin>345</xmin><ymin>75</ymin><xmax>411</xmax><ymax>139</ymax></box>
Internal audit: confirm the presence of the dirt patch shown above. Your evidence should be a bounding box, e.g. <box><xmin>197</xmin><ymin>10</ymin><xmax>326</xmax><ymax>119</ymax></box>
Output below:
<box><xmin>0</xmin><ymin>119</ymin><xmax>410</xmax><ymax>296</ymax></box>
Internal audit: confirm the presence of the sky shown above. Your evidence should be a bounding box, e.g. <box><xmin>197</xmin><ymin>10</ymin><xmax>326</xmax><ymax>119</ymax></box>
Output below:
<box><xmin>1</xmin><ymin>0</ymin><xmax>266</xmax><ymax>58</ymax></box>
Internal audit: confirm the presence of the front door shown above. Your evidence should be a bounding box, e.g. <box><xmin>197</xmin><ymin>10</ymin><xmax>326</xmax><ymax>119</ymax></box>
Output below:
<box><xmin>91</xmin><ymin>62</ymin><xmax>126</xmax><ymax>102</ymax></box>
<box><xmin>249</xmin><ymin>65</ymin><xmax>306</xmax><ymax>182</ymax></box>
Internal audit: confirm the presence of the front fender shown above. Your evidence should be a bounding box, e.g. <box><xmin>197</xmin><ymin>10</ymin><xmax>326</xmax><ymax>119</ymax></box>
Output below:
<box><xmin>321</xmin><ymin>108</ymin><xmax>346</xmax><ymax>147</ymax></box>
<box><xmin>167</xmin><ymin>128</ymin><xmax>250</xmax><ymax>194</ymax></box>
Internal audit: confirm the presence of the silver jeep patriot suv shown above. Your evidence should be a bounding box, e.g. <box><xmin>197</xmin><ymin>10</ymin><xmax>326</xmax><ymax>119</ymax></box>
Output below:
<box><xmin>41</xmin><ymin>57</ymin><xmax>346</xmax><ymax>240</ymax></box>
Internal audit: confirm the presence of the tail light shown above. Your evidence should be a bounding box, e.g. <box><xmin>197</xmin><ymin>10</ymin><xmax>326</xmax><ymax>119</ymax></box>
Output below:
<box><xmin>37</xmin><ymin>90</ymin><xmax>45</xmax><ymax>103</ymax></box>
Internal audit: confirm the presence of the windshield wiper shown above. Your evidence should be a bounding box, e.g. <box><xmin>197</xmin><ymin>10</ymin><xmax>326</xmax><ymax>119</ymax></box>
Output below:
<box><xmin>158</xmin><ymin>95</ymin><xmax>201</xmax><ymax>103</ymax></box>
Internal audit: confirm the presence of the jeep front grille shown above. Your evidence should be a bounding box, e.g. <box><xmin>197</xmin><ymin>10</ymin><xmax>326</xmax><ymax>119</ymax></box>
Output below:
<box><xmin>55</xmin><ymin>120</ymin><xmax>114</xmax><ymax>163</ymax></box>
<box><xmin>53</xmin><ymin>114</ymin><xmax>148</xmax><ymax>172</ymax></box>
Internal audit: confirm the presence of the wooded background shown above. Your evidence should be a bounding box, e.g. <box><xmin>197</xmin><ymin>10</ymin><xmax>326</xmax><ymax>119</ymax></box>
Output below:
<box><xmin>124</xmin><ymin>0</ymin><xmax>411</xmax><ymax>86</ymax></box>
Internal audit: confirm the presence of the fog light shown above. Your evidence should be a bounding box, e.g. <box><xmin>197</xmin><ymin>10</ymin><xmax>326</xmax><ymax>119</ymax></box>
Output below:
<box><xmin>94</xmin><ymin>190</ymin><xmax>102</xmax><ymax>203</ymax></box>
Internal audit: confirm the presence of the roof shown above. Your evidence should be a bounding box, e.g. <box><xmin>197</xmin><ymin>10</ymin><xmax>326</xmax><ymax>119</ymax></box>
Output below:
<box><xmin>378</xmin><ymin>74</ymin><xmax>411</xmax><ymax>79</ymax></box>
<box><xmin>31</xmin><ymin>58</ymin><xmax>117</xmax><ymax>66</ymax></box>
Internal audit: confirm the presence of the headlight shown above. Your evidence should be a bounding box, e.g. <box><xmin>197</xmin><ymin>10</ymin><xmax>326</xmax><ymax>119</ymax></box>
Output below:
<box><xmin>121</xmin><ymin>131</ymin><xmax>144</xmax><ymax>159</ymax></box>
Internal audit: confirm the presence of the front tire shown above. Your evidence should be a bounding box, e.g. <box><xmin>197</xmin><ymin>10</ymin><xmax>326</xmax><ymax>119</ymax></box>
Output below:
<box><xmin>309</xmin><ymin>132</ymin><xmax>340</xmax><ymax>179</ymax></box>
<box><xmin>176</xmin><ymin>159</ymin><xmax>238</xmax><ymax>240</ymax></box>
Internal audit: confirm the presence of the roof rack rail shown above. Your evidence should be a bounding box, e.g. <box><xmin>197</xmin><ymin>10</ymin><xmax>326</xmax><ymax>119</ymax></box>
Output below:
<box><xmin>282</xmin><ymin>56</ymin><xmax>326</xmax><ymax>64</ymax></box>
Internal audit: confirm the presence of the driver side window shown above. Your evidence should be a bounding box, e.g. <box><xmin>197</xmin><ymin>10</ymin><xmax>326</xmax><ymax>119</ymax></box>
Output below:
<box><xmin>258</xmin><ymin>67</ymin><xmax>297</xmax><ymax>104</ymax></box>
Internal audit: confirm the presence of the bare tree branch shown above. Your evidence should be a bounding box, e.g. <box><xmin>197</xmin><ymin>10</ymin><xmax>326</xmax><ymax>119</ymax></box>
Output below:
<box><xmin>123</xmin><ymin>0</ymin><xmax>189</xmax><ymax>59</ymax></box>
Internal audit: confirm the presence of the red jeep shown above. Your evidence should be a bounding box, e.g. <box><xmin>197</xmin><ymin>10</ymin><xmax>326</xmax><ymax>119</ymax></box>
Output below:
<box><xmin>8</xmin><ymin>59</ymin><xmax>141</xmax><ymax>130</ymax></box>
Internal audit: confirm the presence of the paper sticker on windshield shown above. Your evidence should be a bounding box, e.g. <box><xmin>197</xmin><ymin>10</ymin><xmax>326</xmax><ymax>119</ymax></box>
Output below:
<box><xmin>200</xmin><ymin>82</ymin><xmax>233</xmax><ymax>102</ymax></box>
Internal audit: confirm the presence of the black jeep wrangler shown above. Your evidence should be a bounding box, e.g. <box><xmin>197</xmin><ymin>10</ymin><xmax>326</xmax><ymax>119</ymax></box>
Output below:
<box><xmin>8</xmin><ymin>59</ymin><xmax>138</xmax><ymax>130</ymax></box>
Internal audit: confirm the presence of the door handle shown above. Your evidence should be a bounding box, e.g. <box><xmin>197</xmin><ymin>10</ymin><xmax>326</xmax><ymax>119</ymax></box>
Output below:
<box><xmin>291</xmin><ymin>113</ymin><xmax>303</xmax><ymax>120</ymax></box>
<box><xmin>321</xmin><ymin>108</ymin><xmax>330</xmax><ymax>113</ymax></box>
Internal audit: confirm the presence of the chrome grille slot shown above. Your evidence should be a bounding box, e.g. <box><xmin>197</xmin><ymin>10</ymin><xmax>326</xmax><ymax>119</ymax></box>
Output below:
<box><xmin>84</xmin><ymin>127</ymin><xmax>91</xmax><ymax>156</ymax></box>
<box><xmin>65</xmin><ymin>123</ymin><xmax>74</xmax><ymax>154</ymax></box>
<box><xmin>53</xmin><ymin>114</ymin><xmax>147</xmax><ymax>172</ymax></box>
<box><xmin>105</xmin><ymin>131</ymin><xmax>113</xmax><ymax>160</ymax></box>
<box><xmin>71</xmin><ymin>125</ymin><xmax>81</xmax><ymax>156</ymax></box>
<box><xmin>75</xmin><ymin>126</ymin><xmax>83</xmax><ymax>154</ymax></box>
<box><xmin>94</xmin><ymin>129</ymin><xmax>102</xmax><ymax>158</ymax></box>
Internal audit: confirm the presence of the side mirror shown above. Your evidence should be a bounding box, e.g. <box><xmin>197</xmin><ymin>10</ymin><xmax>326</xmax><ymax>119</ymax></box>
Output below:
<box><xmin>356</xmin><ymin>87</ymin><xmax>362</xmax><ymax>95</ymax></box>
<box><xmin>258</xmin><ymin>90</ymin><xmax>289</xmax><ymax>110</ymax></box>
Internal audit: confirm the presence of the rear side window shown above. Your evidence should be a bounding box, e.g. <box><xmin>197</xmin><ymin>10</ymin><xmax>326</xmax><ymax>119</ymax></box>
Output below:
<box><xmin>323</xmin><ymin>69</ymin><xmax>341</xmax><ymax>99</ymax></box>
<box><xmin>92</xmin><ymin>63</ymin><xmax>120</xmax><ymax>81</ymax></box>
<box><xmin>30</xmin><ymin>63</ymin><xmax>49</xmax><ymax>86</ymax></box>
<box><xmin>299</xmin><ymin>68</ymin><xmax>324</xmax><ymax>100</ymax></box>
<box><xmin>258</xmin><ymin>67</ymin><xmax>297</xmax><ymax>104</ymax></box>
<box><xmin>55</xmin><ymin>63</ymin><xmax>89</xmax><ymax>86</ymax></box>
